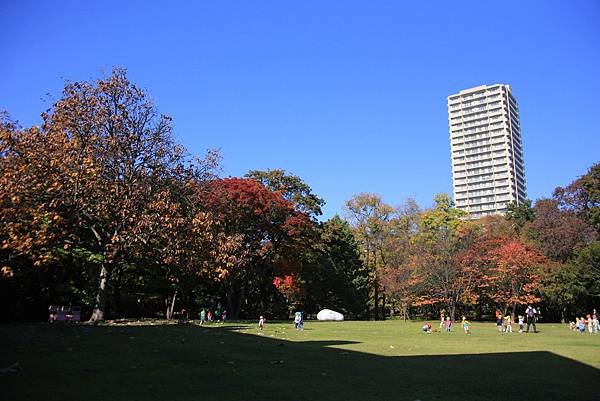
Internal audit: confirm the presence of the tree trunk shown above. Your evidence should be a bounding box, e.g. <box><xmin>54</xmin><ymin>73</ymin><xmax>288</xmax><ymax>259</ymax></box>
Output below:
<box><xmin>236</xmin><ymin>284</ymin><xmax>246</xmax><ymax>319</ymax></box>
<box><xmin>374</xmin><ymin>283</ymin><xmax>379</xmax><ymax>321</ymax></box>
<box><xmin>381</xmin><ymin>288</ymin><xmax>386</xmax><ymax>321</ymax></box>
<box><xmin>227</xmin><ymin>292</ymin><xmax>234</xmax><ymax>319</ymax></box>
<box><xmin>89</xmin><ymin>263</ymin><xmax>109</xmax><ymax>323</ymax></box>
<box><xmin>167</xmin><ymin>289</ymin><xmax>178</xmax><ymax>320</ymax></box>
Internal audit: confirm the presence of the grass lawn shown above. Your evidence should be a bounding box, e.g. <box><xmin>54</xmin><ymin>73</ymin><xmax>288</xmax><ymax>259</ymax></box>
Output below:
<box><xmin>1</xmin><ymin>319</ymin><xmax>599</xmax><ymax>401</ymax></box>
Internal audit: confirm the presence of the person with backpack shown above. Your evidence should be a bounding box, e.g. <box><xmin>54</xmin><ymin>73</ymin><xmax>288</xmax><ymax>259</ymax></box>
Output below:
<box><xmin>525</xmin><ymin>305</ymin><xmax>538</xmax><ymax>333</ymax></box>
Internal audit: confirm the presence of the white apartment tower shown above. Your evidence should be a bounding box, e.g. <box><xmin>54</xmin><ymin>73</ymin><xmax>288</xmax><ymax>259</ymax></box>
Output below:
<box><xmin>448</xmin><ymin>84</ymin><xmax>526</xmax><ymax>219</ymax></box>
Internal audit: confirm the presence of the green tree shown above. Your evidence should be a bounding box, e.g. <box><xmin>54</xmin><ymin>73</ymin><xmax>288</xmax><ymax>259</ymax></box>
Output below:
<box><xmin>571</xmin><ymin>242</ymin><xmax>600</xmax><ymax>311</ymax></box>
<box><xmin>554</xmin><ymin>162</ymin><xmax>600</xmax><ymax>234</ymax></box>
<box><xmin>245</xmin><ymin>169</ymin><xmax>325</xmax><ymax>219</ymax></box>
<box><xmin>411</xmin><ymin>194</ymin><xmax>471</xmax><ymax>320</ymax></box>
<box><xmin>505</xmin><ymin>199</ymin><xmax>535</xmax><ymax>233</ymax></box>
<box><xmin>344</xmin><ymin>193</ymin><xmax>395</xmax><ymax>319</ymax></box>
<box><xmin>308</xmin><ymin>216</ymin><xmax>369</xmax><ymax>317</ymax></box>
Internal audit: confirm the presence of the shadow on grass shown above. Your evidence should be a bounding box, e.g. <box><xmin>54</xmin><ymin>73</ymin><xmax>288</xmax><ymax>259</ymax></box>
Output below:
<box><xmin>0</xmin><ymin>323</ymin><xmax>598</xmax><ymax>401</ymax></box>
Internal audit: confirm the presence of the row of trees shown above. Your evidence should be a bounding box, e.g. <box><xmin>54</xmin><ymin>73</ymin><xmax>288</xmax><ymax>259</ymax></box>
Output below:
<box><xmin>1</xmin><ymin>69</ymin><xmax>598</xmax><ymax>322</ymax></box>
<box><xmin>344</xmin><ymin>164</ymin><xmax>599</xmax><ymax>322</ymax></box>
<box><xmin>0</xmin><ymin>69</ymin><xmax>369</xmax><ymax>322</ymax></box>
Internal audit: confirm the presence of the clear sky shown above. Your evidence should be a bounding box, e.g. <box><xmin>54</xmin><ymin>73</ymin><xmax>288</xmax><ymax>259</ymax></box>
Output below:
<box><xmin>1</xmin><ymin>1</ymin><xmax>599</xmax><ymax>219</ymax></box>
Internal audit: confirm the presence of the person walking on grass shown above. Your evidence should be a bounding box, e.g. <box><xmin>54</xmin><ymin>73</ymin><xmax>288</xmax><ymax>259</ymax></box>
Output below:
<box><xmin>525</xmin><ymin>305</ymin><xmax>537</xmax><ymax>333</ymax></box>
<box><xmin>259</xmin><ymin>315</ymin><xmax>265</xmax><ymax>332</ymax></box>
<box><xmin>462</xmin><ymin>316</ymin><xmax>471</xmax><ymax>334</ymax></box>
<box><xmin>200</xmin><ymin>309</ymin><xmax>206</xmax><ymax>325</ymax></box>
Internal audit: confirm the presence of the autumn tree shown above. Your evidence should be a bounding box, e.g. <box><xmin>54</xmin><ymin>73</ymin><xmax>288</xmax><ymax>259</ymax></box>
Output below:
<box><xmin>378</xmin><ymin>198</ymin><xmax>422</xmax><ymax>320</ymax></box>
<box><xmin>344</xmin><ymin>193</ymin><xmax>395</xmax><ymax>319</ymax></box>
<box><xmin>523</xmin><ymin>198</ymin><xmax>596</xmax><ymax>262</ymax></box>
<box><xmin>0</xmin><ymin>69</ymin><xmax>219</xmax><ymax>321</ymax></box>
<box><xmin>482</xmin><ymin>238</ymin><xmax>546</xmax><ymax>317</ymax></box>
<box><xmin>245</xmin><ymin>169</ymin><xmax>325</xmax><ymax>219</ymax></box>
<box><xmin>200</xmin><ymin>177</ymin><xmax>314</xmax><ymax>318</ymax></box>
<box><xmin>408</xmin><ymin>194</ymin><xmax>474</xmax><ymax>320</ymax></box>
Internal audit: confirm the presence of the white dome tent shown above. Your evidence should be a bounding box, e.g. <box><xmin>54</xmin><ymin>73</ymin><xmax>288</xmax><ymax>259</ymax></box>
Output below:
<box><xmin>316</xmin><ymin>309</ymin><xmax>344</xmax><ymax>321</ymax></box>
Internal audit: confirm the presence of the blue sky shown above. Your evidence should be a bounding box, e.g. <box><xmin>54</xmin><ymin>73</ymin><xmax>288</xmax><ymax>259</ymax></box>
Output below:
<box><xmin>1</xmin><ymin>1</ymin><xmax>599</xmax><ymax>219</ymax></box>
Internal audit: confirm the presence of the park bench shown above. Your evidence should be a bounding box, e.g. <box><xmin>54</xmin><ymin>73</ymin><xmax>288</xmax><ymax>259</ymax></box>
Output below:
<box><xmin>48</xmin><ymin>305</ymin><xmax>81</xmax><ymax>323</ymax></box>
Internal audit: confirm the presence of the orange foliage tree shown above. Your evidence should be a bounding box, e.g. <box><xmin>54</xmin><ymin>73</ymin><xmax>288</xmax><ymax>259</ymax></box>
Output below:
<box><xmin>1</xmin><ymin>69</ymin><xmax>219</xmax><ymax>321</ymax></box>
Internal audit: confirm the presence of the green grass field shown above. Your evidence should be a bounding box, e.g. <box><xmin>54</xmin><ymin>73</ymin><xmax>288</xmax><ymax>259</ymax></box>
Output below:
<box><xmin>1</xmin><ymin>320</ymin><xmax>598</xmax><ymax>401</ymax></box>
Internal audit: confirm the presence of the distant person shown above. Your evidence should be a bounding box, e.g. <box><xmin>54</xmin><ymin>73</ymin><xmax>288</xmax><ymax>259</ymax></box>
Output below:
<box><xmin>577</xmin><ymin>317</ymin><xmax>586</xmax><ymax>333</ymax></box>
<box><xmin>505</xmin><ymin>315</ymin><xmax>513</xmax><ymax>333</ymax></box>
<box><xmin>592</xmin><ymin>314</ymin><xmax>598</xmax><ymax>334</ymax></box>
<box><xmin>525</xmin><ymin>305</ymin><xmax>537</xmax><ymax>333</ymax></box>
<box><xmin>462</xmin><ymin>316</ymin><xmax>471</xmax><ymax>334</ymax></box>
<box><xmin>444</xmin><ymin>317</ymin><xmax>452</xmax><ymax>332</ymax></box>
<box><xmin>587</xmin><ymin>314</ymin><xmax>593</xmax><ymax>333</ymax></box>
<box><xmin>422</xmin><ymin>323</ymin><xmax>432</xmax><ymax>333</ymax></box>
<box><xmin>259</xmin><ymin>315</ymin><xmax>265</xmax><ymax>332</ymax></box>
<box><xmin>294</xmin><ymin>311</ymin><xmax>303</xmax><ymax>330</ymax></box>
<box><xmin>200</xmin><ymin>309</ymin><xmax>206</xmax><ymax>325</ymax></box>
<box><xmin>518</xmin><ymin>316</ymin><xmax>524</xmax><ymax>333</ymax></box>
<box><xmin>222</xmin><ymin>309</ymin><xmax>227</xmax><ymax>323</ymax></box>
<box><xmin>440</xmin><ymin>314</ymin><xmax>445</xmax><ymax>330</ymax></box>
<box><xmin>207</xmin><ymin>310</ymin><xmax>213</xmax><ymax>323</ymax></box>
<box><xmin>496</xmin><ymin>310</ymin><xmax>503</xmax><ymax>333</ymax></box>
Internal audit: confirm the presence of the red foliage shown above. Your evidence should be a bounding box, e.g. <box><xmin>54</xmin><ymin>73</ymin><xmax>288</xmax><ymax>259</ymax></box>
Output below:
<box><xmin>462</xmin><ymin>236</ymin><xmax>546</xmax><ymax>308</ymax></box>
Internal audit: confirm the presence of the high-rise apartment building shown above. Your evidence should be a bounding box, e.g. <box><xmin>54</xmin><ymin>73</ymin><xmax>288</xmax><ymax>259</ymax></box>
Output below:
<box><xmin>447</xmin><ymin>84</ymin><xmax>526</xmax><ymax>219</ymax></box>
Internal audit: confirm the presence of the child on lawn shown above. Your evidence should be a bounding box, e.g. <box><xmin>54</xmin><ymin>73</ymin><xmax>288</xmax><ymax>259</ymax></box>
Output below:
<box><xmin>462</xmin><ymin>316</ymin><xmax>471</xmax><ymax>334</ymax></box>
<box><xmin>518</xmin><ymin>315</ymin><xmax>524</xmax><ymax>333</ymax></box>
<box><xmin>444</xmin><ymin>317</ymin><xmax>452</xmax><ymax>332</ymax></box>
<box><xmin>259</xmin><ymin>315</ymin><xmax>265</xmax><ymax>332</ymax></box>
<box><xmin>505</xmin><ymin>315</ymin><xmax>513</xmax><ymax>333</ymax></box>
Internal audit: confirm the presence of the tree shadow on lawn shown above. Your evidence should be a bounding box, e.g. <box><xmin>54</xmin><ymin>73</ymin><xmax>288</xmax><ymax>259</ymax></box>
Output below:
<box><xmin>0</xmin><ymin>323</ymin><xmax>598</xmax><ymax>401</ymax></box>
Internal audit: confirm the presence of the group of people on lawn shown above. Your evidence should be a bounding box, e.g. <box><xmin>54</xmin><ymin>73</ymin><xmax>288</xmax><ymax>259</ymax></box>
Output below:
<box><xmin>569</xmin><ymin>310</ymin><xmax>599</xmax><ymax>334</ymax></box>
<box><xmin>494</xmin><ymin>306</ymin><xmax>537</xmax><ymax>333</ymax></box>
<box><xmin>422</xmin><ymin>316</ymin><xmax>471</xmax><ymax>334</ymax></box>
<box><xmin>422</xmin><ymin>305</ymin><xmax>541</xmax><ymax>334</ymax></box>
<box><xmin>199</xmin><ymin>308</ymin><xmax>227</xmax><ymax>325</ymax></box>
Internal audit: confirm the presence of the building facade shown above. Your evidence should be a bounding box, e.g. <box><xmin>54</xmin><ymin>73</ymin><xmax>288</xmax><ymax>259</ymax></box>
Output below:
<box><xmin>448</xmin><ymin>84</ymin><xmax>526</xmax><ymax>219</ymax></box>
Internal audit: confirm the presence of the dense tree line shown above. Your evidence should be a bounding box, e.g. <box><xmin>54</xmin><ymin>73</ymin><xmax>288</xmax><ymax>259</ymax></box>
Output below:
<box><xmin>346</xmin><ymin>164</ymin><xmax>599</xmax><ymax>322</ymax></box>
<box><xmin>1</xmin><ymin>70</ymin><xmax>597</xmax><ymax>322</ymax></box>
<box><xmin>0</xmin><ymin>70</ymin><xmax>369</xmax><ymax>322</ymax></box>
